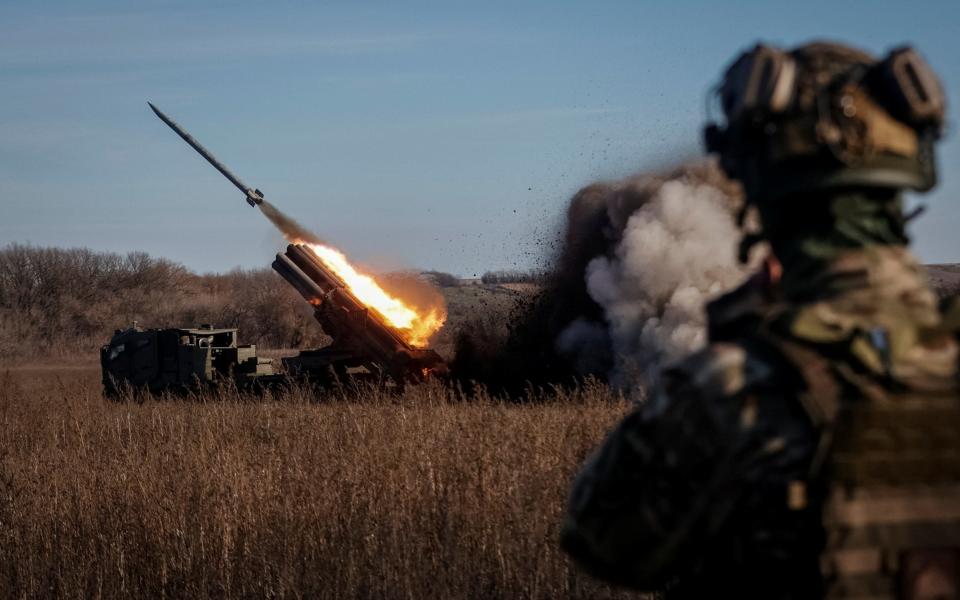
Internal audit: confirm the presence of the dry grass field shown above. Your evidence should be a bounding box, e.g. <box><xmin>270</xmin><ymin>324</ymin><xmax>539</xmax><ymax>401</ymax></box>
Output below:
<box><xmin>0</xmin><ymin>365</ymin><xmax>639</xmax><ymax>600</ymax></box>
<box><xmin>8</xmin><ymin>247</ymin><xmax>955</xmax><ymax>599</ymax></box>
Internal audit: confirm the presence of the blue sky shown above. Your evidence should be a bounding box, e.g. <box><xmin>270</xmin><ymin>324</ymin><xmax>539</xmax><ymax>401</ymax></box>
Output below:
<box><xmin>2</xmin><ymin>1</ymin><xmax>958</xmax><ymax>276</ymax></box>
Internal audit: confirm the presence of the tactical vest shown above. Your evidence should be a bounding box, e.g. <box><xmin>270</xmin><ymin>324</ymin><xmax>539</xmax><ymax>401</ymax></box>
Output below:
<box><xmin>772</xmin><ymin>337</ymin><xmax>960</xmax><ymax>600</ymax></box>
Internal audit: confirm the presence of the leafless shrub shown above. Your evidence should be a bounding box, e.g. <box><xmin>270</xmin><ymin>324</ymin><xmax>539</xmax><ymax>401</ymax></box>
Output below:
<box><xmin>480</xmin><ymin>270</ymin><xmax>547</xmax><ymax>285</ymax></box>
<box><xmin>0</xmin><ymin>244</ymin><xmax>326</xmax><ymax>359</ymax></box>
<box><xmin>421</xmin><ymin>270</ymin><xmax>461</xmax><ymax>288</ymax></box>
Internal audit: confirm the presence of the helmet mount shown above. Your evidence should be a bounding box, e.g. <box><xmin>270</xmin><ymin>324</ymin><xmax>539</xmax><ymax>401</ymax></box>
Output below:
<box><xmin>704</xmin><ymin>42</ymin><xmax>946</xmax><ymax>204</ymax></box>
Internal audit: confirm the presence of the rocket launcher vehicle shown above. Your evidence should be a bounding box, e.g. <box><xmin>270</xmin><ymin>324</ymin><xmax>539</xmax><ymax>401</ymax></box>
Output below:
<box><xmin>273</xmin><ymin>244</ymin><xmax>447</xmax><ymax>384</ymax></box>
<box><xmin>149</xmin><ymin>102</ymin><xmax>447</xmax><ymax>386</ymax></box>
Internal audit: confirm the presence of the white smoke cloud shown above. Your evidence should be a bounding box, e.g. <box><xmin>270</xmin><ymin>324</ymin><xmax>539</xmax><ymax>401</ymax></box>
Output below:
<box><xmin>568</xmin><ymin>178</ymin><xmax>748</xmax><ymax>388</ymax></box>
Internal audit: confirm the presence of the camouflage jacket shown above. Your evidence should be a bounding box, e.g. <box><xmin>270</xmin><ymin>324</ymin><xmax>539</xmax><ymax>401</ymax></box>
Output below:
<box><xmin>561</xmin><ymin>246</ymin><xmax>959</xmax><ymax>598</ymax></box>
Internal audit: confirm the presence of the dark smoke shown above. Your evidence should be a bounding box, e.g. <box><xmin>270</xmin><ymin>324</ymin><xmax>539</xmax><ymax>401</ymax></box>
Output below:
<box><xmin>258</xmin><ymin>201</ymin><xmax>324</xmax><ymax>245</ymax></box>
<box><xmin>452</xmin><ymin>160</ymin><xmax>749</xmax><ymax>396</ymax></box>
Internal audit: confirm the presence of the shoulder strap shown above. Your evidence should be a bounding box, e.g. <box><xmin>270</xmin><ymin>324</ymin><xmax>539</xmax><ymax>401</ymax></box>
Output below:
<box><xmin>753</xmin><ymin>332</ymin><xmax>848</xmax><ymax>486</ymax></box>
<box><xmin>759</xmin><ymin>333</ymin><xmax>841</xmax><ymax>428</ymax></box>
<box><xmin>939</xmin><ymin>295</ymin><xmax>960</xmax><ymax>337</ymax></box>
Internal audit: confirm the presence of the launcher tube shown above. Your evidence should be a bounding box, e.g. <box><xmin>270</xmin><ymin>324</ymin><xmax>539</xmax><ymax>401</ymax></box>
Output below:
<box><xmin>271</xmin><ymin>244</ymin><xmax>447</xmax><ymax>382</ymax></box>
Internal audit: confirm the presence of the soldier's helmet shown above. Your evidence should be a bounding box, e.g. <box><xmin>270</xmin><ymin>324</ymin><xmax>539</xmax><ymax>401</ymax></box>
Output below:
<box><xmin>704</xmin><ymin>41</ymin><xmax>946</xmax><ymax>203</ymax></box>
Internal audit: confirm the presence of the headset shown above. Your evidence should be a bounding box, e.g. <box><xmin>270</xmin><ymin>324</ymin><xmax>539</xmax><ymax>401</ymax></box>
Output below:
<box><xmin>704</xmin><ymin>43</ymin><xmax>946</xmax><ymax>185</ymax></box>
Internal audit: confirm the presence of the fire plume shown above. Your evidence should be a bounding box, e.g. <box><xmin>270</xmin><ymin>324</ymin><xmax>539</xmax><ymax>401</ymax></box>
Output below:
<box><xmin>303</xmin><ymin>242</ymin><xmax>445</xmax><ymax>347</ymax></box>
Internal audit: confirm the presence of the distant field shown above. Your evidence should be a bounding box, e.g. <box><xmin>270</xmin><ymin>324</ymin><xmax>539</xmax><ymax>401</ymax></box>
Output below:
<box><xmin>0</xmin><ymin>366</ymin><xmax>636</xmax><ymax>600</ymax></box>
<box><xmin>430</xmin><ymin>283</ymin><xmax>535</xmax><ymax>358</ymax></box>
<box><xmin>925</xmin><ymin>264</ymin><xmax>960</xmax><ymax>298</ymax></box>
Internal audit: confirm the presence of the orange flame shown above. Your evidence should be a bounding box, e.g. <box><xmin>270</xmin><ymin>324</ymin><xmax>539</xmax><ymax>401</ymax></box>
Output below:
<box><xmin>303</xmin><ymin>242</ymin><xmax>445</xmax><ymax>347</ymax></box>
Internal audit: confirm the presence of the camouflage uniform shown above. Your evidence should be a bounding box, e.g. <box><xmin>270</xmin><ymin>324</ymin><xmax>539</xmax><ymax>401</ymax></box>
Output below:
<box><xmin>563</xmin><ymin>238</ymin><xmax>960</xmax><ymax>597</ymax></box>
<box><xmin>562</xmin><ymin>43</ymin><xmax>958</xmax><ymax>599</ymax></box>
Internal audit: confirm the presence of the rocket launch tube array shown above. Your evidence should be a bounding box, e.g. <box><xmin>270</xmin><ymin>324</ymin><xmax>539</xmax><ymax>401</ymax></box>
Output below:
<box><xmin>272</xmin><ymin>244</ymin><xmax>446</xmax><ymax>382</ymax></box>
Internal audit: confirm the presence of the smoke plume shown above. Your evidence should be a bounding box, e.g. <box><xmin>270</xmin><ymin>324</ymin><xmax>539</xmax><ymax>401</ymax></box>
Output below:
<box><xmin>452</xmin><ymin>160</ymin><xmax>750</xmax><ymax>396</ymax></box>
<box><xmin>558</xmin><ymin>161</ymin><xmax>750</xmax><ymax>389</ymax></box>
<box><xmin>258</xmin><ymin>201</ymin><xmax>324</xmax><ymax>245</ymax></box>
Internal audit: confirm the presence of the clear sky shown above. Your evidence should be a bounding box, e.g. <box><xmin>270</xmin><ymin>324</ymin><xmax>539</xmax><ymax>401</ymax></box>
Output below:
<box><xmin>2</xmin><ymin>1</ymin><xmax>958</xmax><ymax>276</ymax></box>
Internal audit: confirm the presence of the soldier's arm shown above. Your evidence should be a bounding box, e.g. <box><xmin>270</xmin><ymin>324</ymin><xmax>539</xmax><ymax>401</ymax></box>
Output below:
<box><xmin>560</xmin><ymin>343</ymin><xmax>791</xmax><ymax>589</ymax></box>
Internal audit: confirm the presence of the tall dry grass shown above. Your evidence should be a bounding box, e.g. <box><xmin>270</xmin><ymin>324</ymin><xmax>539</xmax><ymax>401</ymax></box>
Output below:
<box><xmin>0</xmin><ymin>367</ymin><xmax>639</xmax><ymax>599</ymax></box>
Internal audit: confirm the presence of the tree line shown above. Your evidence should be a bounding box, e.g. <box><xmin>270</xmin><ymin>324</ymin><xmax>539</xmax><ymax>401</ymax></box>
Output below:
<box><xmin>0</xmin><ymin>244</ymin><xmax>326</xmax><ymax>359</ymax></box>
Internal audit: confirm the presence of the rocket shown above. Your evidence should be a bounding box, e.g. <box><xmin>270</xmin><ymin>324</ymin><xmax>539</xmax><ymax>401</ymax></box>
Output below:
<box><xmin>148</xmin><ymin>102</ymin><xmax>264</xmax><ymax>207</ymax></box>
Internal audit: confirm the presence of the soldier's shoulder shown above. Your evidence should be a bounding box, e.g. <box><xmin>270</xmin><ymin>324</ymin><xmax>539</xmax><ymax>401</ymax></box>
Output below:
<box><xmin>661</xmin><ymin>339</ymin><xmax>782</xmax><ymax>402</ymax></box>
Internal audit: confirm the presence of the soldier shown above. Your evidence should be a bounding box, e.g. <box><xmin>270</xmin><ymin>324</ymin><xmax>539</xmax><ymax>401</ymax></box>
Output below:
<box><xmin>561</xmin><ymin>42</ymin><xmax>958</xmax><ymax>598</ymax></box>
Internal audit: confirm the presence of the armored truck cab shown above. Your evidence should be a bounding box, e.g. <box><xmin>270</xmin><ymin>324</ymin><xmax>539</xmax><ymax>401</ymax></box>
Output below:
<box><xmin>101</xmin><ymin>324</ymin><xmax>275</xmax><ymax>395</ymax></box>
